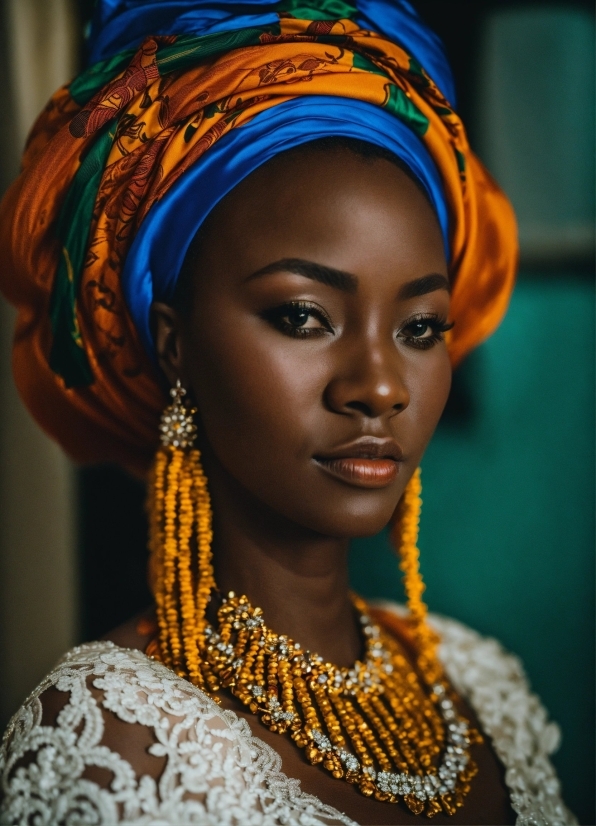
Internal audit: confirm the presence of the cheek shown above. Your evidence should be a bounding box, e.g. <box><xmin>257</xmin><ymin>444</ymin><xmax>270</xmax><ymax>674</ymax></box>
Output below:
<box><xmin>188</xmin><ymin>315</ymin><xmax>326</xmax><ymax>471</ymax></box>
<box><xmin>404</xmin><ymin>350</ymin><xmax>452</xmax><ymax>456</ymax></box>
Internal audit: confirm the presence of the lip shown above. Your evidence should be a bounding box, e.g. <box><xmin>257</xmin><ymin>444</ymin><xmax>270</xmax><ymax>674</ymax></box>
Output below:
<box><xmin>314</xmin><ymin>438</ymin><xmax>403</xmax><ymax>489</ymax></box>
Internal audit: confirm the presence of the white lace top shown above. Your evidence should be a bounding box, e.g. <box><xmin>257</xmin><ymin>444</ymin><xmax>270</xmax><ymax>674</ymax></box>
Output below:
<box><xmin>0</xmin><ymin>606</ymin><xmax>576</xmax><ymax>826</ymax></box>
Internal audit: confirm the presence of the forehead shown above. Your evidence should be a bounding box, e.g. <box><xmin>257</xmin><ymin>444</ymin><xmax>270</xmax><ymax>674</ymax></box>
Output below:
<box><xmin>189</xmin><ymin>147</ymin><xmax>448</xmax><ymax>290</ymax></box>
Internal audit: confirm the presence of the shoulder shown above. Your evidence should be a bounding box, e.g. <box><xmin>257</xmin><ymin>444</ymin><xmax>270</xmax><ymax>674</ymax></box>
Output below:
<box><xmin>374</xmin><ymin>601</ymin><xmax>577</xmax><ymax>826</ymax></box>
<box><xmin>0</xmin><ymin>643</ymin><xmax>262</xmax><ymax>825</ymax></box>
<box><xmin>0</xmin><ymin>642</ymin><xmax>354</xmax><ymax>826</ymax></box>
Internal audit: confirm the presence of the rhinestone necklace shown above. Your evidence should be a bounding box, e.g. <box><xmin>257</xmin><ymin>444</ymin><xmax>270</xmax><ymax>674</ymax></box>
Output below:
<box><xmin>197</xmin><ymin>591</ymin><xmax>480</xmax><ymax>818</ymax></box>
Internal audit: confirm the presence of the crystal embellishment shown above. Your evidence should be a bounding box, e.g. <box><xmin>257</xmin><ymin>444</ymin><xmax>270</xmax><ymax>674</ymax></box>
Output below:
<box><xmin>160</xmin><ymin>380</ymin><xmax>197</xmax><ymax>449</ymax></box>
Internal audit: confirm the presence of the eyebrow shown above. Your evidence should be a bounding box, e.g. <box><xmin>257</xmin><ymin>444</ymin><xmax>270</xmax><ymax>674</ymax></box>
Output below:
<box><xmin>397</xmin><ymin>273</ymin><xmax>451</xmax><ymax>300</ymax></box>
<box><xmin>245</xmin><ymin>258</ymin><xmax>358</xmax><ymax>293</ymax></box>
<box><xmin>246</xmin><ymin>258</ymin><xmax>450</xmax><ymax>299</ymax></box>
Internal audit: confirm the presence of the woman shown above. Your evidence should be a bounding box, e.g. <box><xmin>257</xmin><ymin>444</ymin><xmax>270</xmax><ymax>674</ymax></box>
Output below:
<box><xmin>0</xmin><ymin>1</ymin><xmax>575</xmax><ymax>824</ymax></box>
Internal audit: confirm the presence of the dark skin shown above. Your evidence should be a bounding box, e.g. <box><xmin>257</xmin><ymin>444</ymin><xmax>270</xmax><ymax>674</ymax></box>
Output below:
<box><xmin>100</xmin><ymin>148</ymin><xmax>516</xmax><ymax>824</ymax></box>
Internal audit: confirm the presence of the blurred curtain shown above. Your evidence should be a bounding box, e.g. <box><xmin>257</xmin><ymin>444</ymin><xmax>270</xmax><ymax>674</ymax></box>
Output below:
<box><xmin>0</xmin><ymin>0</ymin><xmax>78</xmax><ymax>726</ymax></box>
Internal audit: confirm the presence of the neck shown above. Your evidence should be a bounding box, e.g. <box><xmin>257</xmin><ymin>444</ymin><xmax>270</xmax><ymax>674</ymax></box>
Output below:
<box><xmin>207</xmin><ymin>458</ymin><xmax>362</xmax><ymax>668</ymax></box>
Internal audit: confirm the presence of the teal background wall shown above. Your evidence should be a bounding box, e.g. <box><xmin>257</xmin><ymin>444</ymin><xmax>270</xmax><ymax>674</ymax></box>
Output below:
<box><xmin>350</xmin><ymin>274</ymin><xmax>595</xmax><ymax>822</ymax></box>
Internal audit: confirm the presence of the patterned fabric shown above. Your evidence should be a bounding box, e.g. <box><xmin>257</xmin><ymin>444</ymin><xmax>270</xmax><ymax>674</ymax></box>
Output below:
<box><xmin>0</xmin><ymin>609</ymin><xmax>575</xmax><ymax>825</ymax></box>
<box><xmin>0</xmin><ymin>1</ymin><xmax>517</xmax><ymax>476</ymax></box>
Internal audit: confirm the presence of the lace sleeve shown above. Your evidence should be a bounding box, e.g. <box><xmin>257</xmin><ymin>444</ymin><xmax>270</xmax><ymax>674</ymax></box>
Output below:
<box><xmin>0</xmin><ymin>643</ymin><xmax>252</xmax><ymax>824</ymax></box>
<box><xmin>0</xmin><ymin>642</ymin><xmax>355</xmax><ymax>826</ymax></box>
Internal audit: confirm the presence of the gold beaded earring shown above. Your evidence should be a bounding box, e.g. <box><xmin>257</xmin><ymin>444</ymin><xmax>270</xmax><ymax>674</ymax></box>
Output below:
<box><xmin>389</xmin><ymin>468</ymin><xmax>441</xmax><ymax>684</ymax></box>
<box><xmin>147</xmin><ymin>379</ymin><xmax>216</xmax><ymax>690</ymax></box>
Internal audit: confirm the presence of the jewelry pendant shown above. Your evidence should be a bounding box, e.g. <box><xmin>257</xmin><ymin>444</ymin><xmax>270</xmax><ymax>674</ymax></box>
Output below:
<box><xmin>159</xmin><ymin>379</ymin><xmax>197</xmax><ymax>449</ymax></box>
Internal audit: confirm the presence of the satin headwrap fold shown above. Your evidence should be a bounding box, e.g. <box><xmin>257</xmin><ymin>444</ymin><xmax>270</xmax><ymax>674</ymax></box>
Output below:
<box><xmin>0</xmin><ymin>0</ymin><xmax>517</xmax><ymax>476</ymax></box>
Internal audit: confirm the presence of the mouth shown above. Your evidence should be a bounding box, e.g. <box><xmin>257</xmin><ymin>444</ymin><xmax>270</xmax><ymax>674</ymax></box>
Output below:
<box><xmin>313</xmin><ymin>438</ymin><xmax>402</xmax><ymax>489</ymax></box>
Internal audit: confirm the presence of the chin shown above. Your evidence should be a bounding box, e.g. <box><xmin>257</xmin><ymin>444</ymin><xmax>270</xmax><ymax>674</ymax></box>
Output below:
<box><xmin>333</xmin><ymin>514</ymin><xmax>396</xmax><ymax>540</ymax></box>
<box><xmin>293</xmin><ymin>499</ymin><xmax>398</xmax><ymax>540</ymax></box>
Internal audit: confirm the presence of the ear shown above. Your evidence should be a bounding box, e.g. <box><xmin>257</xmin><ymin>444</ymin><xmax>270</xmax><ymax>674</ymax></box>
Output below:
<box><xmin>151</xmin><ymin>302</ymin><xmax>187</xmax><ymax>388</ymax></box>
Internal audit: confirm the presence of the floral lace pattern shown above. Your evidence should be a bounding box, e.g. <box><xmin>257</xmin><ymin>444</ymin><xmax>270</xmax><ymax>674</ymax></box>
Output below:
<box><xmin>0</xmin><ymin>606</ymin><xmax>576</xmax><ymax>825</ymax></box>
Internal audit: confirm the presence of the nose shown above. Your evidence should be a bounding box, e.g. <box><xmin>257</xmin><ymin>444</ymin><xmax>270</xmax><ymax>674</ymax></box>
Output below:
<box><xmin>324</xmin><ymin>338</ymin><xmax>409</xmax><ymax>420</ymax></box>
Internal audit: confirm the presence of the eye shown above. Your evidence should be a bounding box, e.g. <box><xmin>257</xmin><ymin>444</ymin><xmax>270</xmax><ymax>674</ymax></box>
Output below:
<box><xmin>398</xmin><ymin>314</ymin><xmax>454</xmax><ymax>350</ymax></box>
<box><xmin>264</xmin><ymin>301</ymin><xmax>333</xmax><ymax>338</ymax></box>
<box><xmin>285</xmin><ymin>304</ymin><xmax>320</xmax><ymax>329</ymax></box>
<box><xmin>408</xmin><ymin>321</ymin><xmax>434</xmax><ymax>339</ymax></box>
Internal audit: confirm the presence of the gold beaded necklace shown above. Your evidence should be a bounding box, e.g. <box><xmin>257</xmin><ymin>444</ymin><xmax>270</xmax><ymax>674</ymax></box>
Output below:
<box><xmin>146</xmin><ymin>382</ymin><xmax>480</xmax><ymax>818</ymax></box>
<box><xmin>200</xmin><ymin>591</ymin><xmax>479</xmax><ymax>817</ymax></box>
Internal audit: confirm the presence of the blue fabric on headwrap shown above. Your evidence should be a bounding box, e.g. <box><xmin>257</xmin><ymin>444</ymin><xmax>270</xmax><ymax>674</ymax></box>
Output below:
<box><xmin>121</xmin><ymin>95</ymin><xmax>449</xmax><ymax>358</ymax></box>
<box><xmin>87</xmin><ymin>1</ymin><xmax>456</xmax><ymax>106</ymax></box>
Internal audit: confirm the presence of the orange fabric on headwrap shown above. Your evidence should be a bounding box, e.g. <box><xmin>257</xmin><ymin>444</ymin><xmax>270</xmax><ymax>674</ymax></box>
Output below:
<box><xmin>0</xmin><ymin>9</ymin><xmax>517</xmax><ymax>476</ymax></box>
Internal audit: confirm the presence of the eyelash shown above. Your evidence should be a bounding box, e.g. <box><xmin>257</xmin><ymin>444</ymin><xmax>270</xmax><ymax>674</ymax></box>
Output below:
<box><xmin>398</xmin><ymin>313</ymin><xmax>454</xmax><ymax>350</ymax></box>
<box><xmin>264</xmin><ymin>303</ymin><xmax>454</xmax><ymax>348</ymax></box>
<box><xmin>264</xmin><ymin>301</ymin><xmax>332</xmax><ymax>338</ymax></box>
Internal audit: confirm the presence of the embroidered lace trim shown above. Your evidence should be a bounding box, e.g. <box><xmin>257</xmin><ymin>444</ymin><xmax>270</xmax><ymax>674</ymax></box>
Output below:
<box><xmin>0</xmin><ymin>605</ymin><xmax>577</xmax><ymax>825</ymax></box>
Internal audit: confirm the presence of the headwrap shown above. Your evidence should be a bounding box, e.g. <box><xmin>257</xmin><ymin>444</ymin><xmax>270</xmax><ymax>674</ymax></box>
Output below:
<box><xmin>0</xmin><ymin>0</ymin><xmax>517</xmax><ymax>476</ymax></box>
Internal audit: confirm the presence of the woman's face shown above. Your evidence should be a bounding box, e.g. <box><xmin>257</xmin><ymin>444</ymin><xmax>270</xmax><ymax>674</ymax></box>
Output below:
<box><xmin>157</xmin><ymin>147</ymin><xmax>451</xmax><ymax>538</ymax></box>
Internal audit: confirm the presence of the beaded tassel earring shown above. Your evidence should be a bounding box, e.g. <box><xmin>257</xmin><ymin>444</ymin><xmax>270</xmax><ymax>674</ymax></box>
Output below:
<box><xmin>147</xmin><ymin>379</ymin><xmax>216</xmax><ymax>690</ymax></box>
<box><xmin>390</xmin><ymin>468</ymin><xmax>442</xmax><ymax>684</ymax></box>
